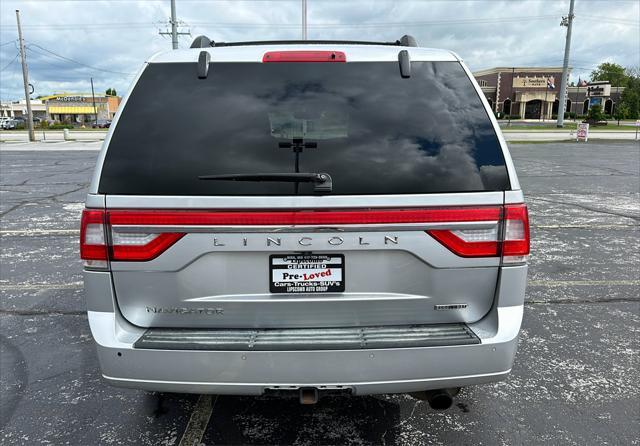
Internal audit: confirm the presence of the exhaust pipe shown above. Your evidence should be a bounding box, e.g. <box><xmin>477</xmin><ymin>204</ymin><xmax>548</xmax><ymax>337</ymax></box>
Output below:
<box><xmin>299</xmin><ymin>387</ymin><xmax>319</xmax><ymax>405</ymax></box>
<box><xmin>409</xmin><ymin>387</ymin><xmax>459</xmax><ymax>410</ymax></box>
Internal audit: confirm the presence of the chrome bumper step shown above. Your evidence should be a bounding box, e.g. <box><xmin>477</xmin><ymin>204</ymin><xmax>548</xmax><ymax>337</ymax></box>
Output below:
<box><xmin>134</xmin><ymin>324</ymin><xmax>480</xmax><ymax>351</ymax></box>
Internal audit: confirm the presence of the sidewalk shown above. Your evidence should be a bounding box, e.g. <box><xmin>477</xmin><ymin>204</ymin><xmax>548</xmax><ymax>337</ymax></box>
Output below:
<box><xmin>503</xmin><ymin>131</ymin><xmax>639</xmax><ymax>142</ymax></box>
<box><xmin>0</xmin><ymin>130</ymin><xmax>107</xmax><ymax>142</ymax></box>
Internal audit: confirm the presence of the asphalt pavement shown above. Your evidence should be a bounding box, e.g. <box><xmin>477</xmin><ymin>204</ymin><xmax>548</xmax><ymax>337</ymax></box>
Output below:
<box><xmin>2</xmin><ymin>128</ymin><xmax>639</xmax><ymax>143</ymax></box>
<box><xmin>0</xmin><ymin>140</ymin><xmax>638</xmax><ymax>445</ymax></box>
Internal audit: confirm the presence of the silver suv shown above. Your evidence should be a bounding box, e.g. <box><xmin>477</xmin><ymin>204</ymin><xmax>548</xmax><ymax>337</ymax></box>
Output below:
<box><xmin>81</xmin><ymin>36</ymin><xmax>529</xmax><ymax>409</ymax></box>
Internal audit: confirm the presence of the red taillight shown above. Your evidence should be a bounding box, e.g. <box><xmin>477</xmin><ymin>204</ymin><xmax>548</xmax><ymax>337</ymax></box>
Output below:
<box><xmin>80</xmin><ymin>209</ymin><xmax>108</xmax><ymax>267</ymax></box>
<box><xmin>81</xmin><ymin>206</ymin><xmax>529</xmax><ymax>265</ymax></box>
<box><xmin>80</xmin><ymin>209</ymin><xmax>185</xmax><ymax>265</ymax></box>
<box><xmin>427</xmin><ymin>204</ymin><xmax>530</xmax><ymax>262</ymax></box>
<box><xmin>502</xmin><ymin>204</ymin><xmax>530</xmax><ymax>261</ymax></box>
<box><xmin>107</xmin><ymin>207</ymin><xmax>501</xmax><ymax>226</ymax></box>
<box><xmin>109</xmin><ymin>232</ymin><xmax>184</xmax><ymax>261</ymax></box>
<box><xmin>428</xmin><ymin>230</ymin><xmax>500</xmax><ymax>257</ymax></box>
<box><xmin>262</xmin><ymin>51</ymin><xmax>346</xmax><ymax>63</ymax></box>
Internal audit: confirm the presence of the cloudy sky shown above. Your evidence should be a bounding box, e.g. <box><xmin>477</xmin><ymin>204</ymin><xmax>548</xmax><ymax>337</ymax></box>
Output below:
<box><xmin>0</xmin><ymin>0</ymin><xmax>638</xmax><ymax>101</ymax></box>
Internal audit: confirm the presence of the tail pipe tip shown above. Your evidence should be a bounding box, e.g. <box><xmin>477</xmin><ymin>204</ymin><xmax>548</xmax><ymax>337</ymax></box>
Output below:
<box><xmin>300</xmin><ymin>387</ymin><xmax>319</xmax><ymax>405</ymax></box>
<box><xmin>409</xmin><ymin>387</ymin><xmax>461</xmax><ymax>410</ymax></box>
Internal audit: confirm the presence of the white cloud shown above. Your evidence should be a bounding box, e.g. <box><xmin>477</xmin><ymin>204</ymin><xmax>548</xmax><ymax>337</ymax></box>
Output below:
<box><xmin>0</xmin><ymin>0</ymin><xmax>638</xmax><ymax>101</ymax></box>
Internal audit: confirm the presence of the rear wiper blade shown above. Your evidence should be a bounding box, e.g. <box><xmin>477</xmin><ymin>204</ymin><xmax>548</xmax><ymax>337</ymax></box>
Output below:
<box><xmin>198</xmin><ymin>172</ymin><xmax>332</xmax><ymax>193</ymax></box>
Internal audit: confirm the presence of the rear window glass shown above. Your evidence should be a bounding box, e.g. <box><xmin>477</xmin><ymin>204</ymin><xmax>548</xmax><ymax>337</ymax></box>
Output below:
<box><xmin>99</xmin><ymin>60</ymin><xmax>510</xmax><ymax>195</ymax></box>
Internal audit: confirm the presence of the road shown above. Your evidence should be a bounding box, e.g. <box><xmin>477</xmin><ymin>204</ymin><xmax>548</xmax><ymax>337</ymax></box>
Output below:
<box><xmin>2</xmin><ymin>129</ymin><xmax>639</xmax><ymax>143</ymax></box>
<box><xmin>1</xmin><ymin>140</ymin><xmax>638</xmax><ymax>445</ymax></box>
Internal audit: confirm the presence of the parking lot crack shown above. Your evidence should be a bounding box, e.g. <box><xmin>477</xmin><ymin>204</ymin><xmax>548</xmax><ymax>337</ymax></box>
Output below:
<box><xmin>530</xmin><ymin>196</ymin><xmax>639</xmax><ymax>221</ymax></box>
<box><xmin>0</xmin><ymin>309</ymin><xmax>86</xmax><ymax>316</ymax></box>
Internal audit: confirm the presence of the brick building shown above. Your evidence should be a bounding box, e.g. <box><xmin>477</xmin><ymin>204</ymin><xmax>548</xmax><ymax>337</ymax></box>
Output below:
<box><xmin>39</xmin><ymin>93</ymin><xmax>121</xmax><ymax>123</ymax></box>
<box><xmin>473</xmin><ymin>67</ymin><xmax>624</xmax><ymax>119</ymax></box>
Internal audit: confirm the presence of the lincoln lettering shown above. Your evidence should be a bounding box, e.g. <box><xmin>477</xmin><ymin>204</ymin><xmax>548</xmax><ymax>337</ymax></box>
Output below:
<box><xmin>212</xmin><ymin>235</ymin><xmax>399</xmax><ymax>247</ymax></box>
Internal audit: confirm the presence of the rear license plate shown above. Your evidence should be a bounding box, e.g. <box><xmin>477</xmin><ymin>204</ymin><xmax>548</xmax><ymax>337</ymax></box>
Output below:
<box><xmin>270</xmin><ymin>254</ymin><xmax>345</xmax><ymax>293</ymax></box>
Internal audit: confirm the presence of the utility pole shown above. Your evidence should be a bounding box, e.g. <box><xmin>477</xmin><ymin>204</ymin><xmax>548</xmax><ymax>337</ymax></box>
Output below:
<box><xmin>90</xmin><ymin>77</ymin><xmax>98</xmax><ymax>127</ymax></box>
<box><xmin>159</xmin><ymin>0</ymin><xmax>190</xmax><ymax>49</ymax></box>
<box><xmin>507</xmin><ymin>67</ymin><xmax>514</xmax><ymax>127</ymax></box>
<box><xmin>15</xmin><ymin>10</ymin><xmax>35</xmax><ymax>142</ymax></box>
<box><xmin>556</xmin><ymin>0</ymin><xmax>575</xmax><ymax>128</ymax></box>
<box><xmin>302</xmin><ymin>0</ymin><xmax>308</xmax><ymax>40</ymax></box>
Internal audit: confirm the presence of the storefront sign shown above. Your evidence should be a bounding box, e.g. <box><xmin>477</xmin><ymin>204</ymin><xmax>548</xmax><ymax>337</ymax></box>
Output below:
<box><xmin>587</xmin><ymin>83</ymin><xmax>611</xmax><ymax>97</ymax></box>
<box><xmin>577</xmin><ymin>123</ymin><xmax>589</xmax><ymax>142</ymax></box>
<box><xmin>56</xmin><ymin>96</ymin><xmax>86</xmax><ymax>102</ymax></box>
<box><xmin>513</xmin><ymin>76</ymin><xmax>556</xmax><ymax>88</ymax></box>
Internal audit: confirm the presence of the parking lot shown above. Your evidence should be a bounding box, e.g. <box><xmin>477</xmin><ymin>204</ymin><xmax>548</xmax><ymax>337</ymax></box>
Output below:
<box><xmin>1</xmin><ymin>140</ymin><xmax>638</xmax><ymax>445</ymax></box>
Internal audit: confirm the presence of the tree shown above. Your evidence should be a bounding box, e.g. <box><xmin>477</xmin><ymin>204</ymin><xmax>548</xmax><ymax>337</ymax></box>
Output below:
<box><xmin>587</xmin><ymin>104</ymin><xmax>604</xmax><ymax>122</ymax></box>
<box><xmin>590</xmin><ymin>62</ymin><xmax>628</xmax><ymax>87</ymax></box>
<box><xmin>619</xmin><ymin>74</ymin><xmax>639</xmax><ymax>119</ymax></box>
<box><xmin>613</xmin><ymin>103</ymin><xmax>630</xmax><ymax>125</ymax></box>
<box><xmin>105</xmin><ymin>88</ymin><xmax>117</xmax><ymax>96</ymax></box>
<box><xmin>589</xmin><ymin>63</ymin><xmax>639</xmax><ymax>120</ymax></box>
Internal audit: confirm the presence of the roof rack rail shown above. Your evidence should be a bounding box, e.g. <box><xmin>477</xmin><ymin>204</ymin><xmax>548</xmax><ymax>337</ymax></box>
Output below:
<box><xmin>188</xmin><ymin>35</ymin><xmax>419</xmax><ymax>49</ymax></box>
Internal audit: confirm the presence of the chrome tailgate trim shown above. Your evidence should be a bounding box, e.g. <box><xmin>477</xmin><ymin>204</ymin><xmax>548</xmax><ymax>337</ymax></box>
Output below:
<box><xmin>134</xmin><ymin>323</ymin><xmax>480</xmax><ymax>351</ymax></box>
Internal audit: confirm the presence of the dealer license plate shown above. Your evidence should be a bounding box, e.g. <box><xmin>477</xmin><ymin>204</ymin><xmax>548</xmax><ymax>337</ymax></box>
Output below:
<box><xmin>269</xmin><ymin>254</ymin><xmax>345</xmax><ymax>293</ymax></box>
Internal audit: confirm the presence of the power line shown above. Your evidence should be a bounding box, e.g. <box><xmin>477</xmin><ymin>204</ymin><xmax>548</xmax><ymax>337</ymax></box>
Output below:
<box><xmin>25</xmin><ymin>42</ymin><xmax>135</xmax><ymax>76</ymax></box>
<box><xmin>3</xmin><ymin>22</ymin><xmax>159</xmax><ymax>30</ymax></box>
<box><xmin>25</xmin><ymin>46</ymin><xmax>96</xmax><ymax>77</ymax></box>
<box><xmin>0</xmin><ymin>52</ymin><xmax>19</xmax><ymax>72</ymax></box>
<box><xmin>0</xmin><ymin>14</ymin><xmax>564</xmax><ymax>31</ymax></box>
<box><xmin>578</xmin><ymin>14</ymin><xmax>639</xmax><ymax>26</ymax></box>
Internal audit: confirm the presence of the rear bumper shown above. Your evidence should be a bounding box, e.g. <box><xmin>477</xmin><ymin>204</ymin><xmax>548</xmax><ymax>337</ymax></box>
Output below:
<box><xmin>88</xmin><ymin>304</ymin><xmax>522</xmax><ymax>395</ymax></box>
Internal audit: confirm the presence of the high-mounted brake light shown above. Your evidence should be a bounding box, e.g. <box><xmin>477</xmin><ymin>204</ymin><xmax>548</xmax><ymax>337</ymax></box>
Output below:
<box><xmin>262</xmin><ymin>51</ymin><xmax>346</xmax><ymax>63</ymax></box>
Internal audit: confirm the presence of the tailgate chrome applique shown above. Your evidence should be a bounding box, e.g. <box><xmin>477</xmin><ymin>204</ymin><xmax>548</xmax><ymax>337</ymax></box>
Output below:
<box><xmin>134</xmin><ymin>323</ymin><xmax>480</xmax><ymax>351</ymax></box>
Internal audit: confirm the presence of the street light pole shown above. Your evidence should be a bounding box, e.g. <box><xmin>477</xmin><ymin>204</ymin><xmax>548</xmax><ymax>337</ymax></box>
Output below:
<box><xmin>508</xmin><ymin>67</ymin><xmax>514</xmax><ymax>126</ymax></box>
<box><xmin>302</xmin><ymin>0</ymin><xmax>308</xmax><ymax>40</ymax></box>
<box><xmin>556</xmin><ymin>0</ymin><xmax>575</xmax><ymax>128</ymax></box>
<box><xmin>15</xmin><ymin>9</ymin><xmax>35</xmax><ymax>142</ymax></box>
<box><xmin>90</xmin><ymin>77</ymin><xmax>98</xmax><ymax>127</ymax></box>
<box><xmin>170</xmin><ymin>0</ymin><xmax>178</xmax><ymax>50</ymax></box>
<box><xmin>159</xmin><ymin>0</ymin><xmax>190</xmax><ymax>49</ymax></box>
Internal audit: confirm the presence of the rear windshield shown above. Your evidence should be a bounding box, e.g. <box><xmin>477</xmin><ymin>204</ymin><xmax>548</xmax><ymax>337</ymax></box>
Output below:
<box><xmin>99</xmin><ymin>60</ymin><xmax>510</xmax><ymax>195</ymax></box>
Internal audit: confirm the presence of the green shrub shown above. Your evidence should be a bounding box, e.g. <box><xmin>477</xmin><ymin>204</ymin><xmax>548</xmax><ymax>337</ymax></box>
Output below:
<box><xmin>587</xmin><ymin>104</ymin><xmax>605</xmax><ymax>121</ymax></box>
<box><xmin>48</xmin><ymin>124</ymin><xmax>74</xmax><ymax>130</ymax></box>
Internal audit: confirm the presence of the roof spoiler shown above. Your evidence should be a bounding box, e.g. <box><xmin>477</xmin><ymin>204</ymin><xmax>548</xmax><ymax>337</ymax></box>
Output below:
<box><xmin>191</xmin><ymin>35</ymin><xmax>213</xmax><ymax>48</ymax></box>
<box><xmin>188</xmin><ymin>35</ymin><xmax>418</xmax><ymax>48</ymax></box>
